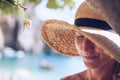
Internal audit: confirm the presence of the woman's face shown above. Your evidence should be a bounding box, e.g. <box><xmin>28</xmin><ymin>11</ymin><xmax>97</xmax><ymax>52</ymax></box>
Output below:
<box><xmin>75</xmin><ymin>36</ymin><xmax>114</xmax><ymax>69</ymax></box>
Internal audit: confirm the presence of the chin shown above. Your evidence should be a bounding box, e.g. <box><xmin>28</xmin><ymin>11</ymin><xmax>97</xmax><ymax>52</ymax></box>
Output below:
<box><xmin>84</xmin><ymin>61</ymin><xmax>100</xmax><ymax>69</ymax></box>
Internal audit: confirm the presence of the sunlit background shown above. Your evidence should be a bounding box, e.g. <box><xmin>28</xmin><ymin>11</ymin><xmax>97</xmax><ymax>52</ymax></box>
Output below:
<box><xmin>0</xmin><ymin>0</ymin><xmax>86</xmax><ymax>80</ymax></box>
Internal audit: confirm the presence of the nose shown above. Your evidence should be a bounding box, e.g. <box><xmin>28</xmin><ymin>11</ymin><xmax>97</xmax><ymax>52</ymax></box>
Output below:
<box><xmin>82</xmin><ymin>38</ymin><xmax>95</xmax><ymax>52</ymax></box>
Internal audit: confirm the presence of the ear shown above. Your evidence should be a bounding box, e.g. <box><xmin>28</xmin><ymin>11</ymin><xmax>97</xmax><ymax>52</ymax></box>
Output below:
<box><xmin>86</xmin><ymin>0</ymin><xmax>120</xmax><ymax>36</ymax></box>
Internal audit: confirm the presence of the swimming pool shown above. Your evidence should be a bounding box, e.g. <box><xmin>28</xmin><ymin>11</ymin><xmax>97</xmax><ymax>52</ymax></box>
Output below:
<box><xmin>0</xmin><ymin>53</ymin><xmax>86</xmax><ymax>80</ymax></box>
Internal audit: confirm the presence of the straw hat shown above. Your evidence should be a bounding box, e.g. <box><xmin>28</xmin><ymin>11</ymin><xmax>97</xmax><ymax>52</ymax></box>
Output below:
<box><xmin>86</xmin><ymin>0</ymin><xmax>120</xmax><ymax>36</ymax></box>
<box><xmin>41</xmin><ymin>1</ymin><xmax>120</xmax><ymax>63</ymax></box>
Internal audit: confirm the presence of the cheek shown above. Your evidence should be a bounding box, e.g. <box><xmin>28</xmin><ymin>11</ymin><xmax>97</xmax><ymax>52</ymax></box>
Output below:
<box><xmin>75</xmin><ymin>41</ymin><xmax>81</xmax><ymax>54</ymax></box>
<box><xmin>98</xmin><ymin>49</ymin><xmax>113</xmax><ymax>60</ymax></box>
<box><xmin>95</xmin><ymin>47</ymin><xmax>105</xmax><ymax>55</ymax></box>
<box><xmin>96</xmin><ymin>46</ymin><xmax>103</xmax><ymax>52</ymax></box>
<box><xmin>75</xmin><ymin>42</ymin><xmax>80</xmax><ymax>49</ymax></box>
<box><xmin>96</xmin><ymin>48</ymin><xmax>112</xmax><ymax>62</ymax></box>
<box><xmin>100</xmin><ymin>53</ymin><xmax>111</xmax><ymax>61</ymax></box>
<box><xmin>75</xmin><ymin>37</ymin><xmax>83</xmax><ymax>49</ymax></box>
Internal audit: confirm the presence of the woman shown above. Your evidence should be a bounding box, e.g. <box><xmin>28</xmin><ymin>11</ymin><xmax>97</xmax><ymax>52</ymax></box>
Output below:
<box><xmin>62</xmin><ymin>36</ymin><xmax>117</xmax><ymax>80</ymax></box>
<box><xmin>41</xmin><ymin>1</ymin><xmax>120</xmax><ymax>80</ymax></box>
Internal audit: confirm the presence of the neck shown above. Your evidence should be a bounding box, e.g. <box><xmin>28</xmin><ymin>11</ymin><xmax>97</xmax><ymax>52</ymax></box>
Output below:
<box><xmin>87</xmin><ymin>61</ymin><xmax>115</xmax><ymax>80</ymax></box>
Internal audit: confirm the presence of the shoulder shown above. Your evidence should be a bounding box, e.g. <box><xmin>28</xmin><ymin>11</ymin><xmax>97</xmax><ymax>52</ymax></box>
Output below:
<box><xmin>61</xmin><ymin>70</ymin><xmax>87</xmax><ymax>80</ymax></box>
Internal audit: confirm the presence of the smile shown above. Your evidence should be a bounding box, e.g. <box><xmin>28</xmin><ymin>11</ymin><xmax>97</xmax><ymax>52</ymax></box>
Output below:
<box><xmin>83</xmin><ymin>56</ymin><xmax>98</xmax><ymax>61</ymax></box>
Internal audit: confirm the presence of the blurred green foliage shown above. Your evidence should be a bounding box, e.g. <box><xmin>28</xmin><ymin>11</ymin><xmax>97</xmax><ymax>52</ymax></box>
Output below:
<box><xmin>0</xmin><ymin>0</ymin><xmax>18</xmax><ymax>14</ymax></box>
<box><xmin>26</xmin><ymin>0</ymin><xmax>41</xmax><ymax>5</ymax></box>
<box><xmin>0</xmin><ymin>0</ymin><xmax>41</xmax><ymax>14</ymax></box>
<box><xmin>63</xmin><ymin>0</ymin><xmax>75</xmax><ymax>8</ymax></box>
<box><xmin>47</xmin><ymin>0</ymin><xmax>60</xmax><ymax>9</ymax></box>
<box><xmin>0</xmin><ymin>0</ymin><xmax>75</xmax><ymax>15</ymax></box>
<box><xmin>47</xmin><ymin>0</ymin><xmax>75</xmax><ymax>9</ymax></box>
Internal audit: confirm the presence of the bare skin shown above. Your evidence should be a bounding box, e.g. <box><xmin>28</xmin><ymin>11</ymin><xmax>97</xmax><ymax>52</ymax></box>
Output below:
<box><xmin>62</xmin><ymin>36</ymin><xmax>115</xmax><ymax>80</ymax></box>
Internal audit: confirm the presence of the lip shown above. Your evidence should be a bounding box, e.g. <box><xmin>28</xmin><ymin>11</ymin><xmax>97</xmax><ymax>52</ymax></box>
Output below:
<box><xmin>82</xmin><ymin>55</ymin><xmax>98</xmax><ymax>61</ymax></box>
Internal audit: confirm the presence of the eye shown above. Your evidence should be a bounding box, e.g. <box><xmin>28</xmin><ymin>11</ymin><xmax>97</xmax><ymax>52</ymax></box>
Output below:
<box><xmin>77</xmin><ymin>36</ymin><xmax>84</xmax><ymax>39</ymax></box>
<box><xmin>75</xmin><ymin>36</ymin><xmax>84</xmax><ymax>47</ymax></box>
<box><xmin>75</xmin><ymin>36</ymin><xmax>85</xmax><ymax>42</ymax></box>
<box><xmin>79</xmin><ymin>35</ymin><xmax>84</xmax><ymax>37</ymax></box>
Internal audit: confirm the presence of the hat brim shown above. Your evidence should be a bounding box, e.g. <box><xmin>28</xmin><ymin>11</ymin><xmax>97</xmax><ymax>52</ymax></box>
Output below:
<box><xmin>41</xmin><ymin>19</ymin><xmax>120</xmax><ymax>63</ymax></box>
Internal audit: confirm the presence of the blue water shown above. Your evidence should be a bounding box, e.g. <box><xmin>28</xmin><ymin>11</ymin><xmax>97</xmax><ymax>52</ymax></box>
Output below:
<box><xmin>0</xmin><ymin>53</ymin><xmax>86</xmax><ymax>80</ymax></box>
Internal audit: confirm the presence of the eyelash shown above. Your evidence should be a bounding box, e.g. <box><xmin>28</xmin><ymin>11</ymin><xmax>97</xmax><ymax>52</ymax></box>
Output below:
<box><xmin>76</xmin><ymin>36</ymin><xmax>84</xmax><ymax>40</ymax></box>
<box><xmin>79</xmin><ymin>36</ymin><xmax>84</xmax><ymax>38</ymax></box>
<box><xmin>79</xmin><ymin>35</ymin><xmax>84</xmax><ymax>37</ymax></box>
